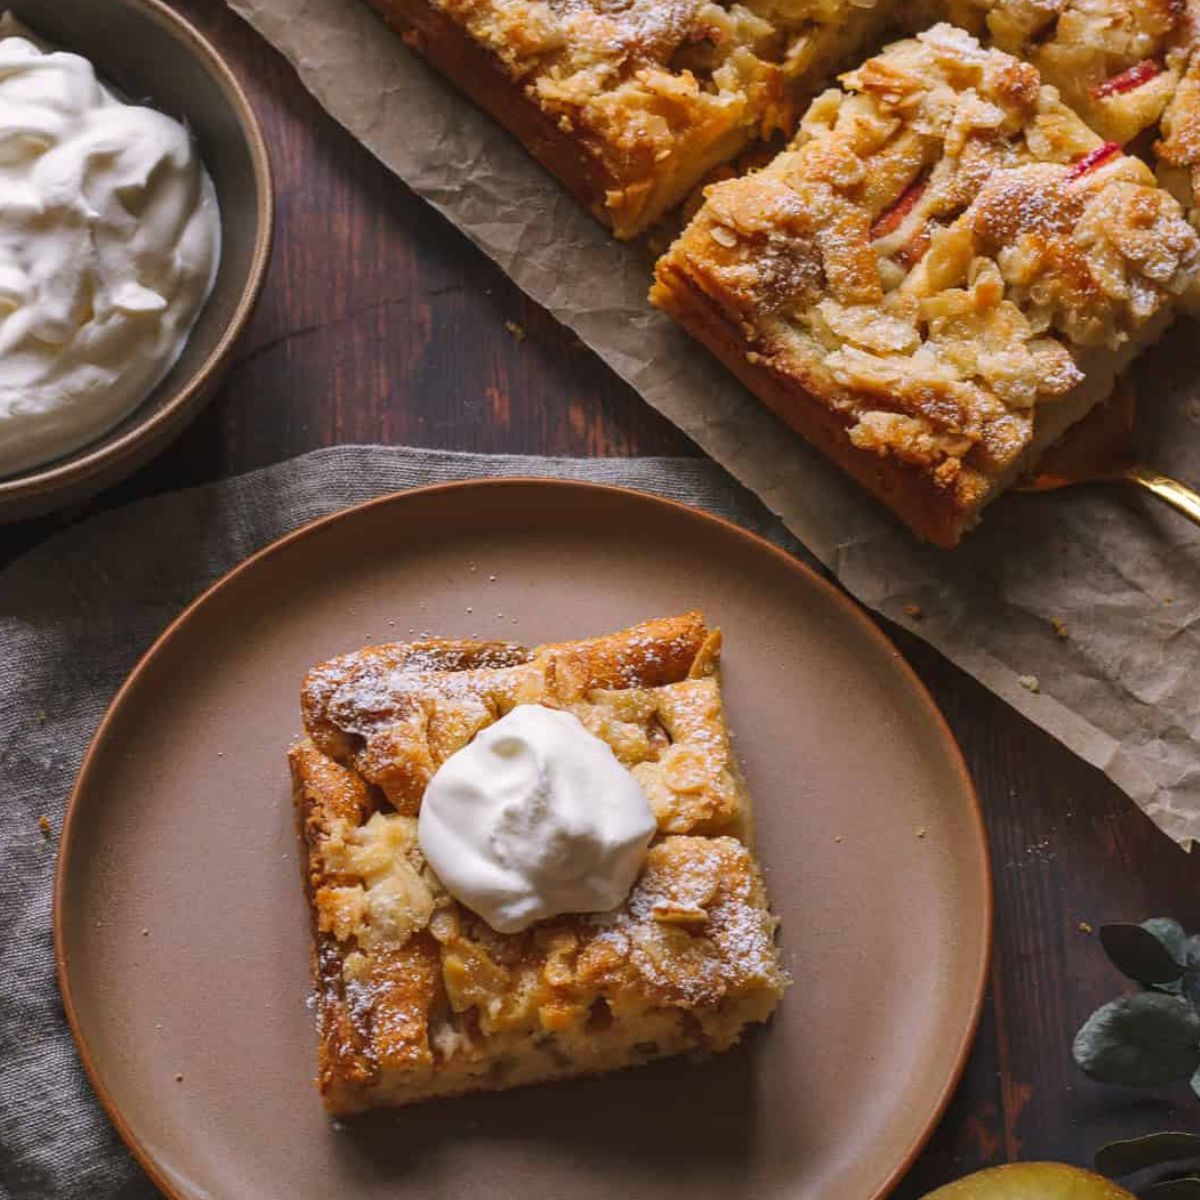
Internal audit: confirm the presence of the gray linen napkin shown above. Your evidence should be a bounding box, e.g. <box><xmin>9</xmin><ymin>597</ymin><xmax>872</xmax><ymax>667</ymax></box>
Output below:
<box><xmin>0</xmin><ymin>444</ymin><xmax>800</xmax><ymax>1200</ymax></box>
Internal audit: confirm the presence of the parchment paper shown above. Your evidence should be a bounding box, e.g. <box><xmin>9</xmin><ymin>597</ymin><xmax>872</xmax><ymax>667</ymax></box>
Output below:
<box><xmin>227</xmin><ymin>0</ymin><xmax>1200</xmax><ymax>847</ymax></box>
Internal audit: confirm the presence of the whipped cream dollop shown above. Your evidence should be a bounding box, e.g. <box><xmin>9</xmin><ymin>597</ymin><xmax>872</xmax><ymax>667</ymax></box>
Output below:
<box><xmin>0</xmin><ymin>35</ymin><xmax>221</xmax><ymax>477</ymax></box>
<box><xmin>418</xmin><ymin>705</ymin><xmax>658</xmax><ymax>933</ymax></box>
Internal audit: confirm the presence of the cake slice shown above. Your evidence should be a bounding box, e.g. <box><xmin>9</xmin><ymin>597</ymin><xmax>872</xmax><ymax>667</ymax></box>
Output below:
<box><xmin>651</xmin><ymin>25</ymin><xmax>1200</xmax><ymax>545</ymax></box>
<box><xmin>909</xmin><ymin>0</ymin><xmax>1200</xmax><ymax>232</ymax></box>
<box><xmin>290</xmin><ymin>611</ymin><xmax>787</xmax><ymax>1115</ymax></box>
<box><xmin>360</xmin><ymin>0</ymin><xmax>897</xmax><ymax>238</ymax></box>
<box><xmin>911</xmin><ymin>0</ymin><xmax>1196</xmax><ymax>147</ymax></box>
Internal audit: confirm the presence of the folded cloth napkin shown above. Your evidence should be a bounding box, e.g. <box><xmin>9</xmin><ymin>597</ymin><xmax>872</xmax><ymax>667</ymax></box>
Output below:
<box><xmin>0</xmin><ymin>444</ymin><xmax>800</xmax><ymax>1200</ymax></box>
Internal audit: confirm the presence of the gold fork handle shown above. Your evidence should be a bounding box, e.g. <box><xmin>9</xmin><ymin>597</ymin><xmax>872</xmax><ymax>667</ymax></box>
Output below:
<box><xmin>1123</xmin><ymin>463</ymin><xmax>1200</xmax><ymax>529</ymax></box>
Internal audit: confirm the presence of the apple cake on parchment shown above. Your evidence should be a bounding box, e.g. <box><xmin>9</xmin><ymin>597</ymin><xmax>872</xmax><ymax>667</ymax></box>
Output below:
<box><xmin>651</xmin><ymin>26</ymin><xmax>1200</xmax><ymax>546</ymax></box>
<box><xmin>350</xmin><ymin>0</ymin><xmax>1200</xmax><ymax>543</ymax></box>
<box><xmin>360</xmin><ymin>0</ymin><xmax>900</xmax><ymax>238</ymax></box>
<box><xmin>358</xmin><ymin>0</ymin><xmax>1200</xmax><ymax>239</ymax></box>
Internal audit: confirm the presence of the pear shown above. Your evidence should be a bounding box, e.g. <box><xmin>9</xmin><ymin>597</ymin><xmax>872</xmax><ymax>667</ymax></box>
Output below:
<box><xmin>922</xmin><ymin>1163</ymin><xmax>1137</xmax><ymax>1199</ymax></box>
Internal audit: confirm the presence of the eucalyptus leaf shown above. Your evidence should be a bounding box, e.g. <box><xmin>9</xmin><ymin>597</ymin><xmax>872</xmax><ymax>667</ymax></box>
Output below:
<box><xmin>1183</xmin><ymin>936</ymin><xmax>1200</xmax><ymax>1013</ymax></box>
<box><xmin>1095</xmin><ymin>1132</ymin><xmax>1200</xmax><ymax>1177</ymax></box>
<box><xmin>1144</xmin><ymin>920</ymin><xmax>1190</xmax><ymax>964</ymax></box>
<box><xmin>1143</xmin><ymin>1179</ymin><xmax>1200</xmax><ymax>1199</ymax></box>
<box><xmin>1193</xmin><ymin>1062</ymin><xmax>1200</xmax><ymax>1103</ymax></box>
<box><xmin>1101</xmin><ymin>923</ymin><xmax>1186</xmax><ymax>986</ymax></box>
<box><xmin>1073</xmin><ymin>993</ymin><xmax>1200</xmax><ymax>1086</ymax></box>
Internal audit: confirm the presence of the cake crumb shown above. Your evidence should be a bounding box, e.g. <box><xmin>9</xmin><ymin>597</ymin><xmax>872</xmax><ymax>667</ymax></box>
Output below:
<box><xmin>1078</xmin><ymin>920</ymin><xmax>1093</xmax><ymax>934</ymax></box>
<box><xmin>141</xmin><ymin>928</ymin><xmax>150</xmax><ymax>937</ymax></box>
<box><xmin>903</xmin><ymin>603</ymin><xmax>923</xmax><ymax>620</ymax></box>
<box><xmin>1018</xmin><ymin>674</ymin><xmax>1040</xmax><ymax>693</ymax></box>
<box><xmin>1049</xmin><ymin>617</ymin><xmax>1068</xmax><ymax>641</ymax></box>
<box><xmin>37</xmin><ymin>815</ymin><xmax>52</xmax><ymax>840</ymax></box>
<box><xmin>504</xmin><ymin>319</ymin><xmax>526</xmax><ymax>342</ymax></box>
<box><xmin>174</xmin><ymin>1073</ymin><xmax>184</xmax><ymax>1083</ymax></box>
<box><xmin>833</xmin><ymin>835</ymin><xmax>844</xmax><ymax>844</ymax></box>
<box><xmin>916</xmin><ymin>827</ymin><xmax>928</xmax><ymax>839</ymax></box>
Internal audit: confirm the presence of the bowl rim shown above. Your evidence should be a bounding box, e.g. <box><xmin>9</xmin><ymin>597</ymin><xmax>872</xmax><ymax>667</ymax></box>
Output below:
<box><xmin>0</xmin><ymin>0</ymin><xmax>274</xmax><ymax>504</ymax></box>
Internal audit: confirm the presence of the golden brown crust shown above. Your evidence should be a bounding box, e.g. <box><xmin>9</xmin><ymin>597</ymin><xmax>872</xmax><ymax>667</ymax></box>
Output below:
<box><xmin>913</xmin><ymin>0</ymin><xmax>1197</xmax><ymax>144</ymax></box>
<box><xmin>922</xmin><ymin>0</ymin><xmax>1200</xmax><ymax>237</ymax></box>
<box><xmin>302</xmin><ymin>639</ymin><xmax>531</xmax><ymax>762</ymax></box>
<box><xmin>301</xmin><ymin>613</ymin><xmax>726</xmax><ymax>816</ymax></box>
<box><xmin>360</xmin><ymin>0</ymin><xmax>891</xmax><ymax>237</ymax></box>
<box><xmin>289</xmin><ymin>744</ymin><xmax>380</xmax><ymax>1104</ymax></box>
<box><xmin>653</xmin><ymin>261</ymin><xmax>983</xmax><ymax>546</ymax></box>
<box><xmin>361</xmin><ymin>0</ymin><xmax>619</xmax><ymax>224</ymax></box>
<box><xmin>652</xmin><ymin>26</ymin><xmax>1199</xmax><ymax>543</ymax></box>
<box><xmin>1156</xmin><ymin>23</ymin><xmax>1200</xmax><ymax>231</ymax></box>
<box><xmin>291</xmin><ymin>613</ymin><xmax>786</xmax><ymax>1115</ymax></box>
<box><xmin>538</xmin><ymin>610</ymin><xmax>711</xmax><ymax>698</ymax></box>
<box><xmin>361</xmin><ymin>0</ymin><xmax>1200</xmax><ymax>249</ymax></box>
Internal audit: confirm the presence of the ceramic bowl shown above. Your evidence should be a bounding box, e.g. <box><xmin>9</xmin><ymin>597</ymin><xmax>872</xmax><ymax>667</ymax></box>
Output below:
<box><xmin>0</xmin><ymin>0</ymin><xmax>273</xmax><ymax>521</ymax></box>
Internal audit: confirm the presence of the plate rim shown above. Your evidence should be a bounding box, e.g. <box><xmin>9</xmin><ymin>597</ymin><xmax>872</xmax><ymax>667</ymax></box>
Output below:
<box><xmin>53</xmin><ymin>477</ymin><xmax>993</xmax><ymax>1200</ymax></box>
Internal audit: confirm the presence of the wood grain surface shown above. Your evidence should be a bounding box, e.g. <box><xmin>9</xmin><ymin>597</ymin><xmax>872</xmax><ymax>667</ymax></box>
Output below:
<box><xmin>5</xmin><ymin>0</ymin><xmax>1200</xmax><ymax>1193</ymax></box>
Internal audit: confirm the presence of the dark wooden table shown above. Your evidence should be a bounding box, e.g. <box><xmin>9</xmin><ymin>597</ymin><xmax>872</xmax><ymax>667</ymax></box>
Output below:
<box><xmin>7</xmin><ymin>1</ymin><xmax>1200</xmax><ymax>1193</ymax></box>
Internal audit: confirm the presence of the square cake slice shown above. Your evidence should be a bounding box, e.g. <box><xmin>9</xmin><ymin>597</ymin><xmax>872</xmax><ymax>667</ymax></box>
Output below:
<box><xmin>359</xmin><ymin>0</ymin><xmax>896</xmax><ymax>238</ymax></box>
<box><xmin>290</xmin><ymin>611</ymin><xmax>787</xmax><ymax>1115</ymax></box>
<box><xmin>651</xmin><ymin>24</ymin><xmax>1200</xmax><ymax>545</ymax></box>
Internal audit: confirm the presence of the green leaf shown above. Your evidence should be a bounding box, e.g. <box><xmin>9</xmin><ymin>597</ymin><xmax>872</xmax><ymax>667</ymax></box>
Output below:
<box><xmin>1100</xmin><ymin>923</ymin><xmax>1186</xmax><ymax>986</ymax></box>
<box><xmin>1073</xmin><ymin>993</ymin><xmax>1200</xmax><ymax>1086</ymax></box>
<box><xmin>1143</xmin><ymin>1179</ymin><xmax>1200</xmax><ymax>1199</ymax></box>
<box><xmin>1095</xmin><ymin>1132</ymin><xmax>1200</xmax><ymax>1177</ymax></box>
<box><xmin>1183</xmin><ymin>936</ymin><xmax>1200</xmax><ymax>1013</ymax></box>
<box><xmin>1145</xmin><ymin>919</ymin><xmax>1190</xmax><ymax>964</ymax></box>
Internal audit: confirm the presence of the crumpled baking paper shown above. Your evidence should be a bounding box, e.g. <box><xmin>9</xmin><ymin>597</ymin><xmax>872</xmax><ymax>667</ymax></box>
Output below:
<box><xmin>227</xmin><ymin>0</ymin><xmax>1200</xmax><ymax>847</ymax></box>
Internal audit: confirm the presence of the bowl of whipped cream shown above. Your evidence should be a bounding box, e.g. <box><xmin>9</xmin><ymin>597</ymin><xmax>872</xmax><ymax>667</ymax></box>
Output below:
<box><xmin>0</xmin><ymin>0</ymin><xmax>272</xmax><ymax>520</ymax></box>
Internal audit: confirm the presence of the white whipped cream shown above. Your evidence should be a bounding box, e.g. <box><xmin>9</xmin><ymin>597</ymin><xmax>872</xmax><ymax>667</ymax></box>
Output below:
<box><xmin>0</xmin><ymin>35</ymin><xmax>221</xmax><ymax>477</ymax></box>
<box><xmin>418</xmin><ymin>705</ymin><xmax>657</xmax><ymax>933</ymax></box>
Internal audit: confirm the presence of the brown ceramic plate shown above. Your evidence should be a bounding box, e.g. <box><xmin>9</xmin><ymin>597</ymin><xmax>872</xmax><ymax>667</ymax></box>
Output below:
<box><xmin>57</xmin><ymin>480</ymin><xmax>990</xmax><ymax>1200</ymax></box>
<box><xmin>0</xmin><ymin>0</ymin><xmax>272</xmax><ymax>521</ymax></box>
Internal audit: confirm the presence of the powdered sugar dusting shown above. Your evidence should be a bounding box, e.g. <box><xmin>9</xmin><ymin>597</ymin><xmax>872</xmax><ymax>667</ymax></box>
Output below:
<box><xmin>294</xmin><ymin>613</ymin><xmax>787</xmax><ymax>1104</ymax></box>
